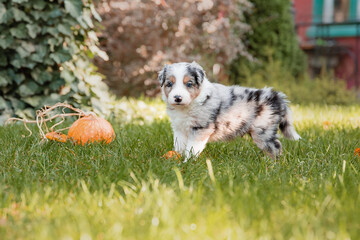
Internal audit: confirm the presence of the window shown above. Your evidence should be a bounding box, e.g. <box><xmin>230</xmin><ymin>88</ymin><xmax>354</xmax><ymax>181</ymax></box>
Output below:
<box><xmin>307</xmin><ymin>0</ymin><xmax>360</xmax><ymax>38</ymax></box>
<box><xmin>334</xmin><ymin>0</ymin><xmax>349</xmax><ymax>22</ymax></box>
<box><xmin>323</xmin><ymin>0</ymin><xmax>334</xmax><ymax>23</ymax></box>
<box><xmin>322</xmin><ymin>0</ymin><xmax>350</xmax><ymax>23</ymax></box>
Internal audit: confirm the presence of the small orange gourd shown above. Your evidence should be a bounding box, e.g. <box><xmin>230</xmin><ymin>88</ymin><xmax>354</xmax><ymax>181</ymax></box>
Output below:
<box><xmin>355</xmin><ymin>148</ymin><xmax>360</xmax><ymax>157</ymax></box>
<box><xmin>68</xmin><ymin>113</ymin><xmax>115</xmax><ymax>145</ymax></box>
<box><xmin>45</xmin><ymin>131</ymin><xmax>67</xmax><ymax>143</ymax></box>
<box><xmin>162</xmin><ymin>151</ymin><xmax>181</xmax><ymax>160</ymax></box>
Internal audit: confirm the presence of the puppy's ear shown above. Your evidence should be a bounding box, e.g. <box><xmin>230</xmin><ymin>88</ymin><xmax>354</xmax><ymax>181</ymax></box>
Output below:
<box><xmin>158</xmin><ymin>64</ymin><xmax>168</xmax><ymax>87</ymax></box>
<box><xmin>190</xmin><ymin>61</ymin><xmax>203</xmax><ymax>70</ymax></box>
<box><xmin>189</xmin><ymin>61</ymin><xmax>206</xmax><ymax>85</ymax></box>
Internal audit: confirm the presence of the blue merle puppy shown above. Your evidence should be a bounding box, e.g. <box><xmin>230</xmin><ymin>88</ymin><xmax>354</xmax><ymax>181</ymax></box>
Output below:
<box><xmin>159</xmin><ymin>61</ymin><xmax>301</xmax><ymax>162</ymax></box>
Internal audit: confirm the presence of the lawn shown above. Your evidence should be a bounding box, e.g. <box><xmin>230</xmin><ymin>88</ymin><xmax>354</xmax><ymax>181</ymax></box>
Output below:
<box><xmin>0</xmin><ymin>99</ymin><xmax>359</xmax><ymax>240</ymax></box>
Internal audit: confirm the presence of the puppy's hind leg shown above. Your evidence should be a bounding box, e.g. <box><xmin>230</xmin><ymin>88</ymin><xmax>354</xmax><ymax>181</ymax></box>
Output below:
<box><xmin>267</xmin><ymin>138</ymin><xmax>282</xmax><ymax>158</ymax></box>
<box><xmin>250</xmin><ymin>129</ymin><xmax>282</xmax><ymax>160</ymax></box>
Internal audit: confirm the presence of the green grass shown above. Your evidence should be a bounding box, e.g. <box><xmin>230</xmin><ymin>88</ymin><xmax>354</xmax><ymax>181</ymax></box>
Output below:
<box><xmin>0</xmin><ymin>100</ymin><xmax>360</xmax><ymax>239</ymax></box>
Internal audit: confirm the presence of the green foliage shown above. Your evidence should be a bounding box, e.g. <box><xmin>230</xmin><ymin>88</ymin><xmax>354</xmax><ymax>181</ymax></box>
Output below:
<box><xmin>0</xmin><ymin>0</ymin><xmax>111</xmax><ymax>123</ymax></box>
<box><xmin>0</xmin><ymin>101</ymin><xmax>360</xmax><ymax>239</ymax></box>
<box><xmin>237</xmin><ymin>60</ymin><xmax>358</xmax><ymax>105</ymax></box>
<box><xmin>230</xmin><ymin>0</ymin><xmax>307</xmax><ymax>79</ymax></box>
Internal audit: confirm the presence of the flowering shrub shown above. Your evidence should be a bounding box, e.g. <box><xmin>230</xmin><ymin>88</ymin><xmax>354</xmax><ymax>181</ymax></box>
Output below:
<box><xmin>94</xmin><ymin>0</ymin><xmax>253</xmax><ymax>96</ymax></box>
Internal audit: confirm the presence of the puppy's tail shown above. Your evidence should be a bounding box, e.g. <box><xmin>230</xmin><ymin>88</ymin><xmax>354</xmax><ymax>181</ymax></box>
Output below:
<box><xmin>279</xmin><ymin>105</ymin><xmax>301</xmax><ymax>140</ymax></box>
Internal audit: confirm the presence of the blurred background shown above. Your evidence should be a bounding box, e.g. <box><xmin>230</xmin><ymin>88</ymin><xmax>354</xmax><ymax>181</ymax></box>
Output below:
<box><xmin>0</xmin><ymin>0</ymin><xmax>359</xmax><ymax>123</ymax></box>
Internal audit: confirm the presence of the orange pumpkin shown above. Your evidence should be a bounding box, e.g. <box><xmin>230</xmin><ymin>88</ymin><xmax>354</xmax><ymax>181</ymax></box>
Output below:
<box><xmin>162</xmin><ymin>151</ymin><xmax>181</xmax><ymax>160</ymax></box>
<box><xmin>45</xmin><ymin>131</ymin><xmax>67</xmax><ymax>143</ymax></box>
<box><xmin>68</xmin><ymin>113</ymin><xmax>115</xmax><ymax>145</ymax></box>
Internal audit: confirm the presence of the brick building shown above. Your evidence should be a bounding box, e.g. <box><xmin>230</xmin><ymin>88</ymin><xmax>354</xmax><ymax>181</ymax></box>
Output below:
<box><xmin>294</xmin><ymin>0</ymin><xmax>360</xmax><ymax>89</ymax></box>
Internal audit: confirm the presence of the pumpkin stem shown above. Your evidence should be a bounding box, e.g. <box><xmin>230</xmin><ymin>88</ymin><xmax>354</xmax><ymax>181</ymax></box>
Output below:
<box><xmin>84</xmin><ymin>112</ymin><xmax>98</xmax><ymax>118</ymax></box>
<box><xmin>6</xmin><ymin>102</ymin><xmax>88</xmax><ymax>140</ymax></box>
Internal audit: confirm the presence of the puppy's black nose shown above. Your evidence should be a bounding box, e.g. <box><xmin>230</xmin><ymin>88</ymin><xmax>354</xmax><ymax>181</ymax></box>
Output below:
<box><xmin>174</xmin><ymin>95</ymin><xmax>182</xmax><ymax>103</ymax></box>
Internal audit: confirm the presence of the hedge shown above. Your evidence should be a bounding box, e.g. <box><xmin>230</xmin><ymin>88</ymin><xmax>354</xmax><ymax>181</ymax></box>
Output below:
<box><xmin>0</xmin><ymin>0</ymin><xmax>111</xmax><ymax>124</ymax></box>
<box><xmin>230</xmin><ymin>0</ymin><xmax>307</xmax><ymax>82</ymax></box>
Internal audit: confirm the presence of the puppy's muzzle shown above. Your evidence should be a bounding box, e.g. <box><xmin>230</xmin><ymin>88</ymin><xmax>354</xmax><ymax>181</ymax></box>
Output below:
<box><xmin>174</xmin><ymin>95</ymin><xmax>182</xmax><ymax>103</ymax></box>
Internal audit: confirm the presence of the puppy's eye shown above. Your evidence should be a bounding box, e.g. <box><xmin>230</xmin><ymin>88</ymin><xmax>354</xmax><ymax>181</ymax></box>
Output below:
<box><xmin>166</xmin><ymin>81</ymin><xmax>173</xmax><ymax>88</ymax></box>
<box><xmin>186</xmin><ymin>82</ymin><xmax>193</xmax><ymax>88</ymax></box>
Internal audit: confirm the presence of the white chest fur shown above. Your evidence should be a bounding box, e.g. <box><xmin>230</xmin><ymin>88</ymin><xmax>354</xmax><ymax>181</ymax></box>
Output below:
<box><xmin>167</xmin><ymin>107</ymin><xmax>194</xmax><ymax>135</ymax></box>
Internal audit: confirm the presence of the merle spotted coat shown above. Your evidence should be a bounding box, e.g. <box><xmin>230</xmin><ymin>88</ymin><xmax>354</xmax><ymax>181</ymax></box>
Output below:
<box><xmin>159</xmin><ymin>62</ymin><xmax>301</xmax><ymax>161</ymax></box>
